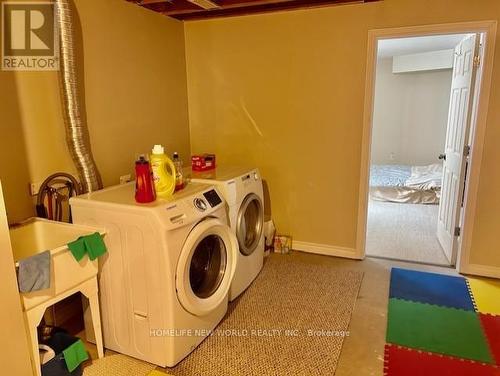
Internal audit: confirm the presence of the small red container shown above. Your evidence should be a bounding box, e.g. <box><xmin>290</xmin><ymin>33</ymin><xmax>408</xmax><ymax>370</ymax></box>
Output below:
<box><xmin>135</xmin><ymin>157</ymin><xmax>156</xmax><ymax>203</ymax></box>
<box><xmin>191</xmin><ymin>154</ymin><xmax>216</xmax><ymax>172</ymax></box>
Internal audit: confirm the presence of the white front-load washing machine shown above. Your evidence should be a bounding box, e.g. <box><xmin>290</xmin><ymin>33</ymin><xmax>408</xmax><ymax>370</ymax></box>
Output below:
<box><xmin>69</xmin><ymin>182</ymin><xmax>238</xmax><ymax>367</ymax></box>
<box><xmin>190</xmin><ymin>166</ymin><xmax>265</xmax><ymax>301</ymax></box>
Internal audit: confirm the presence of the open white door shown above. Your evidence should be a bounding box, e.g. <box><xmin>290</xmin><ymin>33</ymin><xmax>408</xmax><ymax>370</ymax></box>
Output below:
<box><xmin>437</xmin><ymin>34</ymin><xmax>480</xmax><ymax>265</ymax></box>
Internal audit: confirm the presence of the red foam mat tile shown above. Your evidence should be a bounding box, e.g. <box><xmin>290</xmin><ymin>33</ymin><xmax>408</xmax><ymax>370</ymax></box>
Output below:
<box><xmin>481</xmin><ymin>314</ymin><xmax>500</xmax><ymax>365</ymax></box>
<box><xmin>384</xmin><ymin>344</ymin><xmax>500</xmax><ymax>376</ymax></box>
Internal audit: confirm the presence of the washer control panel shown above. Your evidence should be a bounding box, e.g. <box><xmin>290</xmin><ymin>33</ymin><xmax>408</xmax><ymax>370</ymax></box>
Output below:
<box><xmin>193</xmin><ymin>197</ymin><xmax>208</xmax><ymax>211</ymax></box>
<box><xmin>241</xmin><ymin>169</ymin><xmax>260</xmax><ymax>185</ymax></box>
<box><xmin>203</xmin><ymin>189</ymin><xmax>222</xmax><ymax>208</ymax></box>
<box><xmin>164</xmin><ymin>186</ymin><xmax>225</xmax><ymax>228</ymax></box>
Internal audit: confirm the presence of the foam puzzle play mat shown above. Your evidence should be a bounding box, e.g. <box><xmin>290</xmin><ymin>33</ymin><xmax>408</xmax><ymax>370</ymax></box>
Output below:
<box><xmin>385</xmin><ymin>268</ymin><xmax>500</xmax><ymax>376</ymax></box>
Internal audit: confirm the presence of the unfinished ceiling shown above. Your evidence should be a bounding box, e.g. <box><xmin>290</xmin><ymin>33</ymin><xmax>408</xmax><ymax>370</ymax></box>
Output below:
<box><xmin>126</xmin><ymin>0</ymin><xmax>380</xmax><ymax>21</ymax></box>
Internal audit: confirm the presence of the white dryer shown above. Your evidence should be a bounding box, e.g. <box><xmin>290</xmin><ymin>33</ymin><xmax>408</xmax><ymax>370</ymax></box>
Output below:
<box><xmin>191</xmin><ymin>167</ymin><xmax>265</xmax><ymax>301</ymax></box>
<box><xmin>69</xmin><ymin>182</ymin><xmax>238</xmax><ymax>367</ymax></box>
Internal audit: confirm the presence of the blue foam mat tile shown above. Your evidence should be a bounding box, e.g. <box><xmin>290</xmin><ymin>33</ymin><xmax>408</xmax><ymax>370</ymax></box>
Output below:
<box><xmin>389</xmin><ymin>268</ymin><xmax>474</xmax><ymax>311</ymax></box>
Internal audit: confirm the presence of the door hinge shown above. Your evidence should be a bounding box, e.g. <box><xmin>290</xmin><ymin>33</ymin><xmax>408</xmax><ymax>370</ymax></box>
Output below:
<box><xmin>454</xmin><ymin>227</ymin><xmax>461</xmax><ymax>237</ymax></box>
<box><xmin>464</xmin><ymin>145</ymin><xmax>471</xmax><ymax>157</ymax></box>
<box><xmin>473</xmin><ymin>55</ymin><xmax>481</xmax><ymax>68</ymax></box>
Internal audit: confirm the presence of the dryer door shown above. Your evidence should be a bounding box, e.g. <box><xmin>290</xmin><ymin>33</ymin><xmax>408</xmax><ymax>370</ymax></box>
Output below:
<box><xmin>236</xmin><ymin>193</ymin><xmax>264</xmax><ymax>256</ymax></box>
<box><xmin>176</xmin><ymin>218</ymin><xmax>238</xmax><ymax>316</ymax></box>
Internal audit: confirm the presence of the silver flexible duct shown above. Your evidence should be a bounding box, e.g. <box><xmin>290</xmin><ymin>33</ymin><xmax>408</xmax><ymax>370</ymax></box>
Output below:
<box><xmin>56</xmin><ymin>0</ymin><xmax>102</xmax><ymax>193</ymax></box>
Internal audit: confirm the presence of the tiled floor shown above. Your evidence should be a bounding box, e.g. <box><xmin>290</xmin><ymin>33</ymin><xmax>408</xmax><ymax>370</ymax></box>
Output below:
<box><xmin>80</xmin><ymin>251</ymin><xmax>457</xmax><ymax>375</ymax></box>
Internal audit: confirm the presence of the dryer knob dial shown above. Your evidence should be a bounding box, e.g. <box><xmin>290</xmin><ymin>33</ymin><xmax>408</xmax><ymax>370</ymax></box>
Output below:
<box><xmin>194</xmin><ymin>198</ymin><xmax>207</xmax><ymax>211</ymax></box>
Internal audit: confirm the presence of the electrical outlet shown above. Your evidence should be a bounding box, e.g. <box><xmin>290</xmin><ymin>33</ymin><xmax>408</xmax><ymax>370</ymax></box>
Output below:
<box><xmin>119</xmin><ymin>174</ymin><xmax>132</xmax><ymax>185</ymax></box>
<box><xmin>389</xmin><ymin>152</ymin><xmax>396</xmax><ymax>161</ymax></box>
<box><xmin>29</xmin><ymin>182</ymin><xmax>42</xmax><ymax>196</ymax></box>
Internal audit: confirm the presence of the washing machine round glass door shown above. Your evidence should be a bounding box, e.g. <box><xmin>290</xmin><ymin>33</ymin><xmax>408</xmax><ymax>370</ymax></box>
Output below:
<box><xmin>236</xmin><ymin>193</ymin><xmax>264</xmax><ymax>256</ymax></box>
<box><xmin>176</xmin><ymin>218</ymin><xmax>238</xmax><ymax>316</ymax></box>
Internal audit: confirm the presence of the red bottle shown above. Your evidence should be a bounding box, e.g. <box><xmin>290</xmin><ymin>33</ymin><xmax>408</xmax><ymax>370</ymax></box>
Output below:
<box><xmin>135</xmin><ymin>156</ymin><xmax>156</xmax><ymax>203</ymax></box>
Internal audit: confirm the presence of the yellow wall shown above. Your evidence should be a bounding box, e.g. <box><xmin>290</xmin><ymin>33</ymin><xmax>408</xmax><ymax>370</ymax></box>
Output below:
<box><xmin>0</xmin><ymin>0</ymin><xmax>190</xmax><ymax>224</ymax></box>
<box><xmin>185</xmin><ymin>0</ymin><xmax>500</xmax><ymax>266</ymax></box>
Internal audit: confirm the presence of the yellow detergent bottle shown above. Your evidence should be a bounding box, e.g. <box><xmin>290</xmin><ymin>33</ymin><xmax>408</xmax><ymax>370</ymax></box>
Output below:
<box><xmin>150</xmin><ymin>144</ymin><xmax>176</xmax><ymax>198</ymax></box>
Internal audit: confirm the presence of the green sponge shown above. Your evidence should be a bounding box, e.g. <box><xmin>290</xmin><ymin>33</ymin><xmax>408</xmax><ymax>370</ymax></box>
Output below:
<box><xmin>67</xmin><ymin>232</ymin><xmax>107</xmax><ymax>262</ymax></box>
<box><xmin>67</xmin><ymin>238</ymin><xmax>87</xmax><ymax>262</ymax></box>
<box><xmin>83</xmin><ymin>232</ymin><xmax>107</xmax><ymax>261</ymax></box>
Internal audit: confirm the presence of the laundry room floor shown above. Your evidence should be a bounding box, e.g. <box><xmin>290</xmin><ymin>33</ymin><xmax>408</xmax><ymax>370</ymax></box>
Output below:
<box><xmin>80</xmin><ymin>252</ymin><xmax>457</xmax><ymax>376</ymax></box>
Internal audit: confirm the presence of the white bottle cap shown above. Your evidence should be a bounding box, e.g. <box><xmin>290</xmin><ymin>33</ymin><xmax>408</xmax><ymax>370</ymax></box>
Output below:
<box><xmin>152</xmin><ymin>145</ymin><xmax>164</xmax><ymax>155</ymax></box>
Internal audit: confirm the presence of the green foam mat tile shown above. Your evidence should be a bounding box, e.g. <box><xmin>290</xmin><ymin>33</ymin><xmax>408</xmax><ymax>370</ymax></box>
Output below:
<box><xmin>387</xmin><ymin>298</ymin><xmax>493</xmax><ymax>364</ymax></box>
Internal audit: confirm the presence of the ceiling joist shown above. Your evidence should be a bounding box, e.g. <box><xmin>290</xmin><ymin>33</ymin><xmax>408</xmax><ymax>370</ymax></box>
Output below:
<box><xmin>127</xmin><ymin>0</ymin><xmax>380</xmax><ymax>21</ymax></box>
<box><xmin>186</xmin><ymin>0</ymin><xmax>220</xmax><ymax>9</ymax></box>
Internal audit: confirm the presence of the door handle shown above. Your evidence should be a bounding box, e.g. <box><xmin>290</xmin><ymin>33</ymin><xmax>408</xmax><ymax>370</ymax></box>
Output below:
<box><xmin>438</xmin><ymin>153</ymin><xmax>446</xmax><ymax>161</ymax></box>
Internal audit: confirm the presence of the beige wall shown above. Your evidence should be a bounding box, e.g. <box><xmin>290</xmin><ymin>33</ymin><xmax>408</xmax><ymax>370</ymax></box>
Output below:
<box><xmin>0</xmin><ymin>182</ymin><xmax>32</xmax><ymax>375</ymax></box>
<box><xmin>0</xmin><ymin>71</ymin><xmax>34</xmax><ymax>223</ymax></box>
<box><xmin>0</xmin><ymin>0</ymin><xmax>190</xmax><ymax>224</ymax></box>
<box><xmin>73</xmin><ymin>0</ymin><xmax>190</xmax><ymax>187</ymax></box>
<box><xmin>185</xmin><ymin>0</ymin><xmax>500</xmax><ymax>267</ymax></box>
<box><xmin>1</xmin><ymin>0</ymin><xmax>498</xmax><ymax>269</ymax></box>
<box><xmin>371</xmin><ymin>57</ymin><xmax>451</xmax><ymax>165</ymax></box>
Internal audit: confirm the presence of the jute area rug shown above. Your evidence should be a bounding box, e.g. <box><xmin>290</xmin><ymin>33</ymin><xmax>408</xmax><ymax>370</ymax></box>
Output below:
<box><xmin>167</xmin><ymin>254</ymin><xmax>364</xmax><ymax>376</ymax></box>
<box><xmin>82</xmin><ymin>352</ymin><xmax>156</xmax><ymax>376</ymax></box>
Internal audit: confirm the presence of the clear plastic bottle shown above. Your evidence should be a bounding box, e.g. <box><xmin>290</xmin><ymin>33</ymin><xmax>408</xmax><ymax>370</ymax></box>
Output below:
<box><xmin>173</xmin><ymin>152</ymin><xmax>184</xmax><ymax>191</ymax></box>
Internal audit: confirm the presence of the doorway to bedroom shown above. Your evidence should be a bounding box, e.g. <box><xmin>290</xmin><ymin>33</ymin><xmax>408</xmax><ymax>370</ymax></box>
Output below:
<box><xmin>365</xmin><ymin>32</ymin><xmax>486</xmax><ymax>266</ymax></box>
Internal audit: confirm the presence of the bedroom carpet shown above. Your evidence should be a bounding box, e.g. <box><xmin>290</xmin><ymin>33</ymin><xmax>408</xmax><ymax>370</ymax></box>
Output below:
<box><xmin>165</xmin><ymin>254</ymin><xmax>363</xmax><ymax>376</ymax></box>
<box><xmin>366</xmin><ymin>200</ymin><xmax>449</xmax><ymax>265</ymax></box>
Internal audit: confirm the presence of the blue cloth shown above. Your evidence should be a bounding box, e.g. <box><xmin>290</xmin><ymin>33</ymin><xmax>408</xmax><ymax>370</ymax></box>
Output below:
<box><xmin>389</xmin><ymin>268</ymin><xmax>474</xmax><ymax>311</ymax></box>
<box><xmin>370</xmin><ymin>165</ymin><xmax>411</xmax><ymax>187</ymax></box>
<box><xmin>18</xmin><ymin>250</ymin><xmax>51</xmax><ymax>293</ymax></box>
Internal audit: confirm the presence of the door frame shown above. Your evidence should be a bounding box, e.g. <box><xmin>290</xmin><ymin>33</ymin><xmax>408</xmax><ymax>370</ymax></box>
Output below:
<box><xmin>355</xmin><ymin>21</ymin><xmax>497</xmax><ymax>276</ymax></box>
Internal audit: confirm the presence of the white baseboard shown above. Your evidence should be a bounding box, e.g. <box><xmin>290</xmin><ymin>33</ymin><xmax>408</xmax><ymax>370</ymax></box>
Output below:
<box><xmin>460</xmin><ymin>263</ymin><xmax>500</xmax><ymax>279</ymax></box>
<box><xmin>292</xmin><ymin>241</ymin><xmax>361</xmax><ymax>260</ymax></box>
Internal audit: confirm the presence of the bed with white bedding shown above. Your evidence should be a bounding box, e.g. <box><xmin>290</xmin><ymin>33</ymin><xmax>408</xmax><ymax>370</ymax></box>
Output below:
<box><xmin>369</xmin><ymin>164</ymin><xmax>443</xmax><ymax>204</ymax></box>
